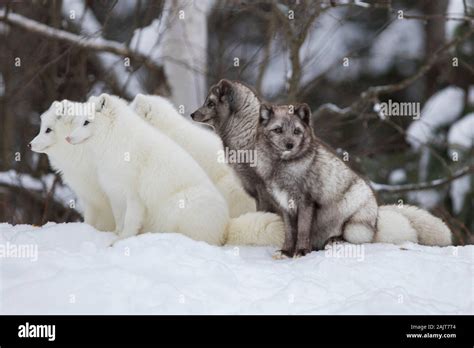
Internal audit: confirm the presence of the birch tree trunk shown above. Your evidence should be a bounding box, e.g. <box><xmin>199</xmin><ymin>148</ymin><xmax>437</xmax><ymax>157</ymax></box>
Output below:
<box><xmin>160</xmin><ymin>0</ymin><xmax>212</xmax><ymax>115</ymax></box>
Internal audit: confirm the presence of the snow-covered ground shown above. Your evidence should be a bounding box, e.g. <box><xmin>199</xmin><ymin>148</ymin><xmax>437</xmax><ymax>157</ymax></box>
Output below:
<box><xmin>0</xmin><ymin>222</ymin><xmax>472</xmax><ymax>314</ymax></box>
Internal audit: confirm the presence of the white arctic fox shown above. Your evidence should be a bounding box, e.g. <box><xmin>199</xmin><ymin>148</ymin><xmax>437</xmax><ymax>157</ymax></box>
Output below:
<box><xmin>29</xmin><ymin>100</ymin><xmax>115</xmax><ymax>231</ymax></box>
<box><xmin>130</xmin><ymin>94</ymin><xmax>256</xmax><ymax>218</ymax></box>
<box><xmin>66</xmin><ymin>94</ymin><xmax>284</xmax><ymax>246</ymax></box>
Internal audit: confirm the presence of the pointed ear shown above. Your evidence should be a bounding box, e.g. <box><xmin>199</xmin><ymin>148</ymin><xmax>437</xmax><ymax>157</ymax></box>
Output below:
<box><xmin>259</xmin><ymin>104</ymin><xmax>273</xmax><ymax>125</ymax></box>
<box><xmin>211</xmin><ymin>85</ymin><xmax>221</xmax><ymax>98</ymax></box>
<box><xmin>95</xmin><ymin>94</ymin><xmax>109</xmax><ymax>112</ymax></box>
<box><xmin>216</xmin><ymin>79</ymin><xmax>234</xmax><ymax>103</ymax></box>
<box><xmin>52</xmin><ymin>101</ymin><xmax>64</xmax><ymax>118</ymax></box>
<box><xmin>132</xmin><ymin>94</ymin><xmax>146</xmax><ymax>108</ymax></box>
<box><xmin>219</xmin><ymin>79</ymin><xmax>232</xmax><ymax>96</ymax></box>
<box><xmin>295</xmin><ymin>103</ymin><xmax>311</xmax><ymax>124</ymax></box>
<box><xmin>134</xmin><ymin>93</ymin><xmax>145</xmax><ymax>103</ymax></box>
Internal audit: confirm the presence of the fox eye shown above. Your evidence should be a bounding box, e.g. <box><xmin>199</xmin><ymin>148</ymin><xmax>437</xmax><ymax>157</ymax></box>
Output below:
<box><xmin>273</xmin><ymin>127</ymin><xmax>283</xmax><ymax>134</ymax></box>
<box><xmin>294</xmin><ymin>128</ymin><xmax>302</xmax><ymax>135</ymax></box>
<box><xmin>83</xmin><ymin>120</ymin><xmax>90</xmax><ymax>126</ymax></box>
<box><xmin>45</xmin><ymin>128</ymin><xmax>52</xmax><ymax>134</ymax></box>
<box><xmin>207</xmin><ymin>101</ymin><xmax>215</xmax><ymax>108</ymax></box>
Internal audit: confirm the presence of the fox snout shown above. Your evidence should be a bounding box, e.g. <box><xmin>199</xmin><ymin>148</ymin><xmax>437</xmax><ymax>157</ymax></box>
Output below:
<box><xmin>190</xmin><ymin>110</ymin><xmax>204</xmax><ymax>121</ymax></box>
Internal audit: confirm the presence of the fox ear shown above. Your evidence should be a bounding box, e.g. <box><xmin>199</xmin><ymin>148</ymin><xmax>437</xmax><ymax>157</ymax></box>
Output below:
<box><xmin>211</xmin><ymin>85</ymin><xmax>220</xmax><ymax>98</ymax></box>
<box><xmin>216</xmin><ymin>79</ymin><xmax>234</xmax><ymax>103</ymax></box>
<box><xmin>52</xmin><ymin>101</ymin><xmax>64</xmax><ymax>119</ymax></box>
<box><xmin>259</xmin><ymin>104</ymin><xmax>273</xmax><ymax>125</ymax></box>
<box><xmin>134</xmin><ymin>93</ymin><xmax>145</xmax><ymax>103</ymax></box>
<box><xmin>219</xmin><ymin>79</ymin><xmax>232</xmax><ymax>97</ymax></box>
<box><xmin>132</xmin><ymin>94</ymin><xmax>147</xmax><ymax>109</ymax></box>
<box><xmin>295</xmin><ymin>103</ymin><xmax>311</xmax><ymax>124</ymax></box>
<box><xmin>95</xmin><ymin>94</ymin><xmax>109</xmax><ymax>112</ymax></box>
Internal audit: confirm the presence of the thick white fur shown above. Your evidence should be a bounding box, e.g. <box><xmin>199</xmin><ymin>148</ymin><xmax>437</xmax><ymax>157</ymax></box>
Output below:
<box><xmin>67</xmin><ymin>94</ymin><xmax>228</xmax><ymax>244</ymax></box>
<box><xmin>226</xmin><ymin>212</ymin><xmax>284</xmax><ymax>247</ymax></box>
<box><xmin>374</xmin><ymin>207</ymin><xmax>418</xmax><ymax>244</ymax></box>
<box><xmin>67</xmin><ymin>94</ymin><xmax>285</xmax><ymax>247</ymax></box>
<box><xmin>130</xmin><ymin>94</ymin><xmax>256</xmax><ymax>218</ymax></box>
<box><xmin>34</xmin><ymin>97</ymin><xmax>450</xmax><ymax>250</ymax></box>
<box><xmin>30</xmin><ymin>101</ymin><xmax>115</xmax><ymax>231</ymax></box>
<box><xmin>377</xmin><ymin>204</ymin><xmax>452</xmax><ymax>246</ymax></box>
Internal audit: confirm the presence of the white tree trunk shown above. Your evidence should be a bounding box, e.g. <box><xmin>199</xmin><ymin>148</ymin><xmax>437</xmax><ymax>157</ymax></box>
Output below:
<box><xmin>161</xmin><ymin>0</ymin><xmax>212</xmax><ymax>115</ymax></box>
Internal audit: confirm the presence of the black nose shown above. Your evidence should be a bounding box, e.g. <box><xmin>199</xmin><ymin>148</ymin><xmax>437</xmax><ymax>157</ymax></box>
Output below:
<box><xmin>27</xmin><ymin>143</ymin><xmax>32</xmax><ymax>149</ymax></box>
<box><xmin>190</xmin><ymin>112</ymin><xmax>195</xmax><ymax>120</ymax></box>
<box><xmin>286</xmin><ymin>143</ymin><xmax>294</xmax><ymax>150</ymax></box>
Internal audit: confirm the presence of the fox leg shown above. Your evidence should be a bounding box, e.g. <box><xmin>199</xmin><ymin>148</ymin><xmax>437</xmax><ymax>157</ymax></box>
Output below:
<box><xmin>295</xmin><ymin>201</ymin><xmax>315</xmax><ymax>257</ymax></box>
<box><xmin>273</xmin><ymin>212</ymin><xmax>297</xmax><ymax>259</ymax></box>
<box><xmin>119</xmin><ymin>194</ymin><xmax>145</xmax><ymax>239</ymax></box>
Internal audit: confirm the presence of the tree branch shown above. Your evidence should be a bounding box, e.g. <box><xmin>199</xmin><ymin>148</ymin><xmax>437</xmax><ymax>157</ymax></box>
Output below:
<box><xmin>370</xmin><ymin>165</ymin><xmax>473</xmax><ymax>193</ymax></box>
<box><xmin>0</xmin><ymin>9</ymin><xmax>165</xmax><ymax>76</ymax></box>
<box><xmin>311</xmin><ymin>23</ymin><xmax>474</xmax><ymax>122</ymax></box>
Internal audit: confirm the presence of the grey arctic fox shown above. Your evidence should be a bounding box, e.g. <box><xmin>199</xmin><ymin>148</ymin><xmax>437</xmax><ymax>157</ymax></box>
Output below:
<box><xmin>192</xmin><ymin>79</ymin><xmax>453</xmax><ymax>256</ymax></box>
<box><xmin>256</xmin><ymin>103</ymin><xmax>379</xmax><ymax>256</ymax></box>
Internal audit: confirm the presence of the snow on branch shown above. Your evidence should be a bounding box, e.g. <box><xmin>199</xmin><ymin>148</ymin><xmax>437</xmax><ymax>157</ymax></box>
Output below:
<box><xmin>310</xmin><ymin>19</ymin><xmax>474</xmax><ymax>119</ymax></box>
<box><xmin>370</xmin><ymin>165</ymin><xmax>473</xmax><ymax>193</ymax></box>
<box><xmin>361</xmin><ymin>25</ymin><xmax>474</xmax><ymax>100</ymax></box>
<box><xmin>0</xmin><ymin>10</ymin><xmax>165</xmax><ymax>77</ymax></box>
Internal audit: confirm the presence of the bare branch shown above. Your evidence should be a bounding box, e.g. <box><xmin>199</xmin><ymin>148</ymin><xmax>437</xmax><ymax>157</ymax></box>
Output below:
<box><xmin>0</xmin><ymin>10</ymin><xmax>165</xmax><ymax>76</ymax></box>
<box><xmin>361</xmin><ymin>25</ymin><xmax>474</xmax><ymax>100</ymax></box>
<box><xmin>312</xmin><ymin>23</ymin><xmax>474</xmax><ymax>119</ymax></box>
<box><xmin>371</xmin><ymin>165</ymin><xmax>473</xmax><ymax>193</ymax></box>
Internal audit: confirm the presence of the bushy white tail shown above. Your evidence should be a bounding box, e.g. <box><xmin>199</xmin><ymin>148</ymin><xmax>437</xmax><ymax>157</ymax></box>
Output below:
<box><xmin>225</xmin><ymin>204</ymin><xmax>452</xmax><ymax>248</ymax></box>
<box><xmin>375</xmin><ymin>204</ymin><xmax>452</xmax><ymax>246</ymax></box>
<box><xmin>225</xmin><ymin>212</ymin><xmax>284</xmax><ymax>247</ymax></box>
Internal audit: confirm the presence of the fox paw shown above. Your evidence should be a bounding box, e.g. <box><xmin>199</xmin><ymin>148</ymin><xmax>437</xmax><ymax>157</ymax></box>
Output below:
<box><xmin>272</xmin><ymin>249</ymin><xmax>293</xmax><ymax>260</ymax></box>
<box><xmin>324</xmin><ymin>236</ymin><xmax>345</xmax><ymax>249</ymax></box>
<box><xmin>294</xmin><ymin>248</ymin><xmax>311</xmax><ymax>258</ymax></box>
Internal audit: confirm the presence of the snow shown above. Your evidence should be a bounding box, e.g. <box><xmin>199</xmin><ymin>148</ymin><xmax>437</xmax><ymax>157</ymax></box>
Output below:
<box><xmin>407</xmin><ymin>190</ymin><xmax>442</xmax><ymax>210</ymax></box>
<box><xmin>369</xmin><ymin>18</ymin><xmax>424</xmax><ymax>75</ymax></box>
<box><xmin>450</xmin><ymin>176</ymin><xmax>471</xmax><ymax>214</ymax></box>
<box><xmin>260</xmin><ymin>46</ymin><xmax>288</xmax><ymax>97</ymax></box>
<box><xmin>130</xmin><ymin>19</ymin><xmax>162</xmax><ymax>62</ymax></box>
<box><xmin>388</xmin><ymin>169</ymin><xmax>407</xmax><ymax>184</ymax></box>
<box><xmin>448</xmin><ymin>113</ymin><xmax>474</xmax><ymax>213</ymax></box>
<box><xmin>446</xmin><ymin>0</ymin><xmax>466</xmax><ymax>40</ymax></box>
<box><xmin>448</xmin><ymin>112</ymin><xmax>474</xmax><ymax>150</ymax></box>
<box><xmin>260</xmin><ymin>6</ymin><xmax>367</xmax><ymax>96</ymax></box>
<box><xmin>1</xmin><ymin>223</ymin><xmax>472</xmax><ymax>314</ymax></box>
<box><xmin>261</xmin><ymin>6</ymin><xmax>424</xmax><ymax>96</ymax></box>
<box><xmin>299</xmin><ymin>9</ymin><xmax>366</xmax><ymax>84</ymax></box>
<box><xmin>61</xmin><ymin>0</ymin><xmax>145</xmax><ymax>98</ymax></box>
<box><xmin>0</xmin><ymin>170</ymin><xmax>76</xmax><ymax>209</ymax></box>
<box><xmin>407</xmin><ymin>86</ymin><xmax>465</xmax><ymax>150</ymax></box>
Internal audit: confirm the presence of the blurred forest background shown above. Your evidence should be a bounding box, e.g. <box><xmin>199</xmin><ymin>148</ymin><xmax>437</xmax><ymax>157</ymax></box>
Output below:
<box><xmin>0</xmin><ymin>0</ymin><xmax>473</xmax><ymax>244</ymax></box>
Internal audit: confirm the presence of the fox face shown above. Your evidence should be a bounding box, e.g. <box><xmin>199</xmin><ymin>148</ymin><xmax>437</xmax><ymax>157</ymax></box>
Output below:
<box><xmin>190</xmin><ymin>79</ymin><xmax>234</xmax><ymax>130</ymax></box>
<box><xmin>258</xmin><ymin>103</ymin><xmax>312</xmax><ymax>160</ymax></box>
<box><xmin>29</xmin><ymin>101</ymin><xmax>69</xmax><ymax>153</ymax></box>
<box><xmin>66</xmin><ymin>95</ymin><xmax>109</xmax><ymax>145</ymax></box>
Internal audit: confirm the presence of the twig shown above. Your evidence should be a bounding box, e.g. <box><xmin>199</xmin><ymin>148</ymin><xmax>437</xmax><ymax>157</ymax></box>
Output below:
<box><xmin>370</xmin><ymin>165</ymin><xmax>473</xmax><ymax>193</ymax></box>
<box><xmin>0</xmin><ymin>10</ymin><xmax>165</xmax><ymax>76</ymax></box>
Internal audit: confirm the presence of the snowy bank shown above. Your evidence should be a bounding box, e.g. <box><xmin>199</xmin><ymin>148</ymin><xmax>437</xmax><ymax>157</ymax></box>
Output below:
<box><xmin>0</xmin><ymin>223</ymin><xmax>472</xmax><ymax>314</ymax></box>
